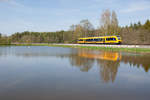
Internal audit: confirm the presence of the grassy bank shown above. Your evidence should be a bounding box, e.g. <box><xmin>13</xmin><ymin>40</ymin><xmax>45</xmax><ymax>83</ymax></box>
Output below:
<box><xmin>1</xmin><ymin>43</ymin><xmax>150</xmax><ymax>53</ymax></box>
<box><xmin>49</xmin><ymin>44</ymin><xmax>150</xmax><ymax>53</ymax></box>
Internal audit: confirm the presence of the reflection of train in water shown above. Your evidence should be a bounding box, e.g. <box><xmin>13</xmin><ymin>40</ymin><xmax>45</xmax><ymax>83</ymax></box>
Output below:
<box><xmin>77</xmin><ymin>35</ymin><xmax>122</xmax><ymax>44</ymax></box>
<box><xmin>78</xmin><ymin>51</ymin><xmax>122</xmax><ymax>61</ymax></box>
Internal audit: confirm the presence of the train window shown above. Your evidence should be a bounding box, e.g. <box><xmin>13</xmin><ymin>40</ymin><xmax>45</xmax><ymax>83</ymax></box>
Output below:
<box><xmin>106</xmin><ymin>38</ymin><xmax>116</xmax><ymax>41</ymax></box>
<box><xmin>99</xmin><ymin>38</ymin><xmax>102</xmax><ymax>41</ymax></box>
<box><xmin>86</xmin><ymin>39</ymin><xmax>94</xmax><ymax>41</ymax></box>
<box><xmin>112</xmin><ymin>38</ymin><xmax>116</xmax><ymax>40</ymax></box>
<box><xmin>102</xmin><ymin>38</ymin><xmax>105</xmax><ymax>41</ymax></box>
<box><xmin>106</xmin><ymin>38</ymin><xmax>110</xmax><ymax>41</ymax></box>
<box><xmin>94</xmin><ymin>38</ymin><xmax>100</xmax><ymax>41</ymax></box>
<box><xmin>94</xmin><ymin>39</ymin><xmax>99</xmax><ymax>41</ymax></box>
<box><xmin>94</xmin><ymin>38</ymin><xmax>103</xmax><ymax>41</ymax></box>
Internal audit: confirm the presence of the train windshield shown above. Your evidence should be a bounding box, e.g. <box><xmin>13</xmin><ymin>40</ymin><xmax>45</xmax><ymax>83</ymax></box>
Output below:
<box><xmin>117</xmin><ymin>36</ymin><xmax>121</xmax><ymax>40</ymax></box>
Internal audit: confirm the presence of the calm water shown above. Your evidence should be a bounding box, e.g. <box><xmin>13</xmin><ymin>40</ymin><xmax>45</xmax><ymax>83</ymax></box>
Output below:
<box><xmin>0</xmin><ymin>46</ymin><xmax>150</xmax><ymax>100</ymax></box>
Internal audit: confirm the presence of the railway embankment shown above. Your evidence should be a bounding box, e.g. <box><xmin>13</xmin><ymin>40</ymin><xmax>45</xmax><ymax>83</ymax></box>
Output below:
<box><xmin>3</xmin><ymin>43</ymin><xmax>150</xmax><ymax>53</ymax></box>
<box><xmin>52</xmin><ymin>44</ymin><xmax>150</xmax><ymax>49</ymax></box>
<box><xmin>49</xmin><ymin>44</ymin><xmax>150</xmax><ymax>53</ymax></box>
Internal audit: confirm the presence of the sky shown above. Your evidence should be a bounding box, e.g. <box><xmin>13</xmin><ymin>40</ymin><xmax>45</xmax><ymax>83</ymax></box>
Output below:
<box><xmin>0</xmin><ymin>0</ymin><xmax>150</xmax><ymax>35</ymax></box>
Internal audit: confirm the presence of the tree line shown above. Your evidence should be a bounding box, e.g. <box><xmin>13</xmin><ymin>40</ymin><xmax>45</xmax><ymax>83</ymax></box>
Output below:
<box><xmin>0</xmin><ymin>9</ymin><xmax>150</xmax><ymax>44</ymax></box>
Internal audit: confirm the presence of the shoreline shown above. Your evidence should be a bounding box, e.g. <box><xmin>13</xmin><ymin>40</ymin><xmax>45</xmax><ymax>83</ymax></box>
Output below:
<box><xmin>1</xmin><ymin>43</ymin><xmax>150</xmax><ymax>53</ymax></box>
<box><xmin>49</xmin><ymin>44</ymin><xmax>150</xmax><ymax>53</ymax></box>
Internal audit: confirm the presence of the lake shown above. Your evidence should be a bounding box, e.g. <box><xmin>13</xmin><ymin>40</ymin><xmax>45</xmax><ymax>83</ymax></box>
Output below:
<box><xmin>0</xmin><ymin>46</ymin><xmax>150</xmax><ymax>100</ymax></box>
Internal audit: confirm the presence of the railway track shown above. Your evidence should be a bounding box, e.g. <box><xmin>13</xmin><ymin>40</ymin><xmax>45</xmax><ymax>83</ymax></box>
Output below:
<box><xmin>54</xmin><ymin>44</ymin><xmax>150</xmax><ymax>49</ymax></box>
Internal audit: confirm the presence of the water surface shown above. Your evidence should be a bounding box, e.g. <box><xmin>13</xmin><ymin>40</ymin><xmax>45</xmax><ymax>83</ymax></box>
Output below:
<box><xmin>0</xmin><ymin>46</ymin><xmax>150</xmax><ymax>100</ymax></box>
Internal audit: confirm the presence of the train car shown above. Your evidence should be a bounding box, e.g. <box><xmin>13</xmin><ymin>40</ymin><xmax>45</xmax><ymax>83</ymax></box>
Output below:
<box><xmin>77</xmin><ymin>35</ymin><xmax>122</xmax><ymax>44</ymax></box>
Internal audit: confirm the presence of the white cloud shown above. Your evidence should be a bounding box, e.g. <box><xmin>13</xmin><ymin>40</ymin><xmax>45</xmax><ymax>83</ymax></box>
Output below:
<box><xmin>0</xmin><ymin>0</ymin><xmax>24</xmax><ymax>7</ymax></box>
<box><xmin>120</xmin><ymin>1</ymin><xmax>150</xmax><ymax>13</ymax></box>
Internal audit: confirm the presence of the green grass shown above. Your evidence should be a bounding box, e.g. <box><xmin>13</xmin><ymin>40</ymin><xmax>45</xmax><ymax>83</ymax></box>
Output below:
<box><xmin>48</xmin><ymin>44</ymin><xmax>150</xmax><ymax>53</ymax></box>
<box><xmin>1</xmin><ymin>43</ymin><xmax>150</xmax><ymax>53</ymax></box>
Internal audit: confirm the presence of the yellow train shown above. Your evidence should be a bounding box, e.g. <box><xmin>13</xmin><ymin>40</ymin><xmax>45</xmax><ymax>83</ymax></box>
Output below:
<box><xmin>77</xmin><ymin>35</ymin><xmax>122</xmax><ymax>44</ymax></box>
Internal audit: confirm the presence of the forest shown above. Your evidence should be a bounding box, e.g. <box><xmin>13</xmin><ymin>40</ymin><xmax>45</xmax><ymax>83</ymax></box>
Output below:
<box><xmin>0</xmin><ymin>10</ymin><xmax>150</xmax><ymax>45</ymax></box>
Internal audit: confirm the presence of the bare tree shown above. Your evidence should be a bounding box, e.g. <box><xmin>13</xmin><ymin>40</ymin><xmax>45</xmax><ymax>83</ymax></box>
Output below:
<box><xmin>100</xmin><ymin>9</ymin><xmax>120</xmax><ymax>35</ymax></box>
<box><xmin>111</xmin><ymin>10</ymin><xmax>120</xmax><ymax>35</ymax></box>
<box><xmin>72</xmin><ymin>25</ymin><xmax>84</xmax><ymax>43</ymax></box>
<box><xmin>111</xmin><ymin>11</ymin><xmax>118</xmax><ymax>28</ymax></box>
<box><xmin>79</xmin><ymin>19</ymin><xmax>94</xmax><ymax>37</ymax></box>
<box><xmin>100</xmin><ymin>9</ymin><xmax>111</xmax><ymax>35</ymax></box>
<box><xmin>69</xmin><ymin>24</ymin><xmax>76</xmax><ymax>31</ymax></box>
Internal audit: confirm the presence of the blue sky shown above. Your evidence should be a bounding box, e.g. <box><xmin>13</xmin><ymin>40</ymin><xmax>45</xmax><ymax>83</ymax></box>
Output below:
<box><xmin>0</xmin><ymin>0</ymin><xmax>150</xmax><ymax>35</ymax></box>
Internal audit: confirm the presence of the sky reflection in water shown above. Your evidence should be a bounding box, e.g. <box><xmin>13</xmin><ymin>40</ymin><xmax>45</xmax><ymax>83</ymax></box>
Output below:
<box><xmin>0</xmin><ymin>46</ymin><xmax>150</xmax><ymax>100</ymax></box>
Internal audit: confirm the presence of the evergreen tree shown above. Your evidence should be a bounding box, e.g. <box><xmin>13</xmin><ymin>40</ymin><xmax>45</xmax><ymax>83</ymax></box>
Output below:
<box><xmin>144</xmin><ymin>20</ymin><xmax>150</xmax><ymax>30</ymax></box>
<box><xmin>137</xmin><ymin>21</ymin><xmax>142</xmax><ymax>28</ymax></box>
<box><xmin>0</xmin><ymin>33</ymin><xmax>1</xmax><ymax>38</ymax></box>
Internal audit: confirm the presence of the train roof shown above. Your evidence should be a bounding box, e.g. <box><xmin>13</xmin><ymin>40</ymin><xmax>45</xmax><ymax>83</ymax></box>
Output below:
<box><xmin>78</xmin><ymin>35</ymin><xmax>121</xmax><ymax>39</ymax></box>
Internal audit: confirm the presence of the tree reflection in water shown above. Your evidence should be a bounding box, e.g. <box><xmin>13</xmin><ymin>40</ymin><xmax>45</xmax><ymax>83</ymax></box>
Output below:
<box><xmin>0</xmin><ymin>47</ymin><xmax>150</xmax><ymax>83</ymax></box>
<box><xmin>68</xmin><ymin>49</ymin><xmax>150</xmax><ymax>83</ymax></box>
<box><xmin>69</xmin><ymin>49</ymin><xmax>95</xmax><ymax>72</ymax></box>
<box><xmin>121</xmin><ymin>54</ymin><xmax>150</xmax><ymax>72</ymax></box>
<box><xmin>97</xmin><ymin>59</ymin><xmax>120</xmax><ymax>83</ymax></box>
<box><xmin>69</xmin><ymin>49</ymin><xmax>121</xmax><ymax>83</ymax></box>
